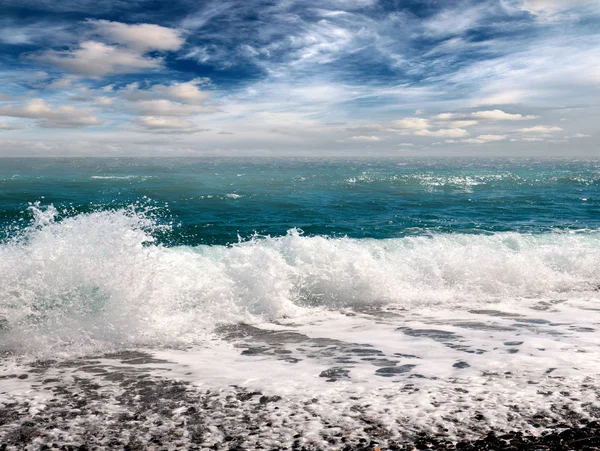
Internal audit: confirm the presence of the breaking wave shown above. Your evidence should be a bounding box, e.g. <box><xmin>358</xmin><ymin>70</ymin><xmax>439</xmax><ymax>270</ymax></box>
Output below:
<box><xmin>1</xmin><ymin>204</ymin><xmax>599</xmax><ymax>357</ymax></box>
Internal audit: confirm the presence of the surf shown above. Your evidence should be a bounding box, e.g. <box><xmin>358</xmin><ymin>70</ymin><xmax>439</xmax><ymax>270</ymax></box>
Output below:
<box><xmin>1</xmin><ymin>203</ymin><xmax>599</xmax><ymax>357</ymax></box>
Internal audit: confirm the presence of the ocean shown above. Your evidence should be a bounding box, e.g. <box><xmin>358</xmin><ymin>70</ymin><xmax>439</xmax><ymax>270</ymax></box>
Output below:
<box><xmin>1</xmin><ymin>157</ymin><xmax>599</xmax><ymax>449</ymax></box>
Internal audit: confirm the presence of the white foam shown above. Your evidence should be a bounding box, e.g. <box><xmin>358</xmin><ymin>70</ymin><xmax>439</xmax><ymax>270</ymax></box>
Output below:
<box><xmin>154</xmin><ymin>298</ymin><xmax>600</xmax><ymax>441</ymax></box>
<box><xmin>1</xmin><ymin>204</ymin><xmax>599</xmax><ymax>358</ymax></box>
<box><xmin>90</xmin><ymin>175</ymin><xmax>150</xmax><ymax>180</ymax></box>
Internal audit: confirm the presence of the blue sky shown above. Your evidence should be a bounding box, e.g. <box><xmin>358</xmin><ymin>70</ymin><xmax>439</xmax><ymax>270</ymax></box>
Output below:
<box><xmin>0</xmin><ymin>0</ymin><xmax>598</xmax><ymax>156</ymax></box>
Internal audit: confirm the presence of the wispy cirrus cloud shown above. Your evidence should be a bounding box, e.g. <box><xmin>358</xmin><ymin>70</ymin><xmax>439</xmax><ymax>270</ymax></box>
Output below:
<box><xmin>0</xmin><ymin>19</ymin><xmax>74</xmax><ymax>46</ymax></box>
<box><xmin>449</xmin><ymin>34</ymin><xmax>600</xmax><ymax>108</ymax></box>
<box><xmin>505</xmin><ymin>0</ymin><xmax>600</xmax><ymax>20</ymax></box>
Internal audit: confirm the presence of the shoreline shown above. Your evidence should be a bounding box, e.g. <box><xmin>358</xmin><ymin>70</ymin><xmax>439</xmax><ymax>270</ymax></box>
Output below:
<box><xmin>1</xmin><ymin>351</ymin><xmax>598</xmax><ymax>450</ymax></box>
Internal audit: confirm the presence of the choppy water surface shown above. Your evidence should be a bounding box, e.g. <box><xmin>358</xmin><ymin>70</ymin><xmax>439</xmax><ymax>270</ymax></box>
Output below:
<box><xmin>1</xmin><ymin>157</ymin><xmax>599</xmax><ymax>244</ymax></box>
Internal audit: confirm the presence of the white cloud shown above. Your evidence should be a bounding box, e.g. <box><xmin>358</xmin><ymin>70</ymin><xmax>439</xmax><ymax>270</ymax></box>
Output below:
<box><xmin>0</xmin><ymin>20</ymin><xmax>74</xmax><ymax>46</ymax></box>
<box><xmin>471</xmin><ymin>110</ymin><xmax>538</xmax><ymax>121</ymax></box>
<box><xmin>392</xmin><ymin>117</ymin><xmax>430</xmax><ymax>130</ymax></box>
<box><xmin>88</xmin><ymin>20</ymin><xmax>185</xmax><ymax>52</ymax></box>
<box><xmin>128</xmin><ymin>116</ymin><xmax>210</xmax><ymax>134</ymax></box>
<box><xmin>455</xmin><ymin>34</ymin><xmax>600</xmax><ymax>108</ymax></box>
<box><xmin>291</xmin><ymin>20</ymin><xmax>354</xmax><ymax>65</ymax></box>
<box><xmin>39</xmin><ymin>116</ymin><xmax>102</xmax><ymax>129</ymax></box>
<box><xmin>94</xmin><ymin>96</ymin><xmax>114</xmax><ymax>106</ymax></box>
<box><xmin>511</xmin><ymin>0</ymin><xmax>599</xmax><ymax>16</ymax></box>
<box><xmin>447</xmin><ymin>120</ymin><xmax>478</xmax><ymax>128</ymax></box>
<box><xmin>85</xmin><ymin>78</ymin><xmax>216</xmax><ymax>134</ymax></box>
<box><xmin>129</xmin><ymin>99</ymin><xmax>205</xmax><ymax>117</ymax></box>
<box><xmin>0</xmin><ymin>99</ymin><xmax>102</xmax><ymax>128</ymax></box>
<box><xmin>451</xmin><ymin>134</ymin><xmax>508</xmax><ymax>144</ymax></box>
<box><xmin>348</xmin><ymin>135</ymin><xmax>381</xmax><ymax>141</ymax></box>
<box><xmin>135</xmin><ymin>116</ymin><xmax>200</xmax><ymax>132</ymax></box>
<box><xmin>29</xmin><ymin>75</ymin><xmax>79</xmax><ymax>90</ymax></box>
<box><xmin>474</xmin><ymin>90</ymin><xmax>528</xmax><ymax>106</ymax></box>
<box><xmin>389</xmin><ymin>116</ymin><xmax>468</xmax><ymax>138</ymax></box>
<box><xmin>565</xmin><ymin>133</ymin><xmax>591</xmax><ymax>138</ymax></box>
<box><xmin>517</xmin><ymin>0</ymin><xmax>566</xmax><ymax>13</ymax></box>
<box><xmin>499</xmin><ymin>0</ymin><xmax>600</xmax><ymax>26</ymax></box>
<box><xmin>518</xmin><ymin>125</ymin><xmax>562</xmax><ymax>133</ymax></box>
<box><xmin>477</xmin><ymin>134</ymin><xmax>508</xmax><ymax>141</ymax></box>
<box><xmin>27</xmin><ymin>21</ymin><xmax>185</xmax><ymax>77</ymax></box>
<box><xmin>436</xmin><ymin>109</ymin><xmax>538</xmax><ymax>121</ymax></box>
<box><xmin>415</xmin><ymin>128</ymin><xmax>469</xmax><ymax>138</ymax></box>
<box><xmin>426</xmin><ymin>114</ymin><xmax>479</xmax><ymax>128</ymax></box>
<box><xmin>154</xmin><ymin>78</ymin><xmax>212</xmax><ymax>104</ymax></box>
<box><xmin>29</xmin><ymin>41</ymin><xmax>164</xmax><ymax>77</ymax></box>
<box><xmin>180</xmin><ymin>3</ymin><xmax>236</xmax><ymax>31</ymax></box>
<box><xmin>344</xmin><ymin>124</ymin><xmax>386</xmax><ymax>134</ymax></box>
<box><xmin>423</xmin><ymin>4</ymin><xmax>486</xmax><ymax>37</ymax></box>
<box><xmin>2</xmin><ymin>2</ymin><xmax>597</xmax><ymax>156</ymax></box>
<box><xmin>122</xmin><ymin>78</ymin><xmax>211</xmax><ymax>105</ymax></box>
<box><xmin>0</xmin><ymin>99</ymin><xmax>53</xmax><ymax>118</ymax></box>
<box><xmin>510</xmin><ymin>137</ymin><xmax>545</xmax><ymax>142</ymax></box>
<box><xmin>0</xmin><ymin>123</ymin><xmax>24</xmax><ymax>130</ymax></box>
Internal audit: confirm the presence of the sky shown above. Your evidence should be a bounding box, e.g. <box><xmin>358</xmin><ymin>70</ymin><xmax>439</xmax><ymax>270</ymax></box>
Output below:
<box><xmin>0</xmin><ymin>0</ymin><xmax>598</xmax><ymax>156</ymax></box>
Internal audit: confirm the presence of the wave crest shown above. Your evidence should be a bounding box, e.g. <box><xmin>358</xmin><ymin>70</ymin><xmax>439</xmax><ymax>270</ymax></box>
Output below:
<box><xmin>1</xmin><ymin>205</ymin><xmax>599</xmax><ymax>357</ymax></box>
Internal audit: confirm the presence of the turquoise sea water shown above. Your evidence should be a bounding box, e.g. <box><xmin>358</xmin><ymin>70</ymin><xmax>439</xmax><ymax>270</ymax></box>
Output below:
<box><xmin>1</xmin><ymin>158</ymin><xmax>599</xmax><ymax>245</ymax></box>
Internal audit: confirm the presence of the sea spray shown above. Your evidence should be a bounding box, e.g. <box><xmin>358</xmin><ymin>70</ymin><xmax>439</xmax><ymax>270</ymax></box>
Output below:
<box><xmin>1</xmin><ymin>203</ymin><xmax>600</xmax><ymax>357</ymax></box>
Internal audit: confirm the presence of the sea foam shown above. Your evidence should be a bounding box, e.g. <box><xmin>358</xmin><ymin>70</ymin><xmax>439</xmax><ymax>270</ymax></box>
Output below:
<box><xmin>1</xmin><ymin>204</ymin><xmax>599</xmax><ymax>357</ymax></box>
